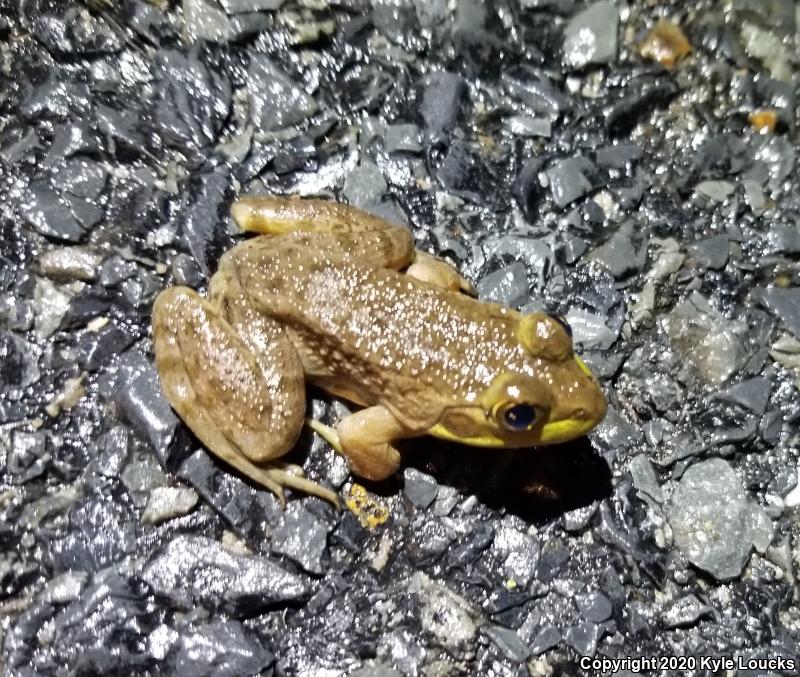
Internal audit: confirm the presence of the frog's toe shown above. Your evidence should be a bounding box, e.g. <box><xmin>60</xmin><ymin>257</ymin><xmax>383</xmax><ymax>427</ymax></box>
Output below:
<box><xmin>406</xmin><ymin>251</ymin><xmax>476</xmax><ymax>295</ymax></box>
<box><xmin>306</xmin><ymin>418</ymin><xmax>344</xmax><ymax>454</ymax></box>
<box><xmin>276</xmin><ymin>461</ymin><xmax>306</xmax><ymax>478</ymax></box>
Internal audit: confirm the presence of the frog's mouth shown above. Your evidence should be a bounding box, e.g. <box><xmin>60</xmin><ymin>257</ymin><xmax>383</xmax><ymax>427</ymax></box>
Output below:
<box><xmin>428</xmin><ymin>416</ymin><xmax>598</xmax><ymax>448</ymax></box>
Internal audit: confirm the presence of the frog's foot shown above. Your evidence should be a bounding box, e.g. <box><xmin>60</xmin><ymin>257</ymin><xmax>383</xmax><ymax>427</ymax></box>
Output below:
<box><xmin>153</xmin><ymin>287</ymin><xmax>339</xmax><ymax>508</ymax></box>
<box><xmin>232</xmin><ymin>195</ymin><xmax>405</xmax><ymax>236</ymax></box>
<box><xmin>308</xmin><ymin>406</ymin><xmax>406</xmax><ymax>481</ymax></box>
<box><xmin>210</xmin><ymin>452</ymin><xmax>340</xmax><ymax>508</ymax></box>
<box><xmin>230</xmin><ymin>196</ymin><xmax>415</xmax><ymax>270</ymax></box>
<box><xmin>406</xmin><ymin>250</ymin><xmax>477</xmax><ymax>296</ymax></box>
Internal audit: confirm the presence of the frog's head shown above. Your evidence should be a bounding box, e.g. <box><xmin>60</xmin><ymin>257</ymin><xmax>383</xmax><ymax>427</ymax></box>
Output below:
<box><xmin>430</xmin><ymin>313</ymin><xmax>607</xmax><ymax>447</ymax></box>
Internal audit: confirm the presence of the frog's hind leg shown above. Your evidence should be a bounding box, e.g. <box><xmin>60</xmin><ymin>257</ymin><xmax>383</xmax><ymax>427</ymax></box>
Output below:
<box><xmin>232</xmin><ymin>195</ymin><xmax>405</xmax><ymax>236</ymax></box>
<box><xmin>231</xmin><ymin>195</ymin><xmax>415</xmax><ymax>269</ymax></box>
<box><xmin>152</xmin><ymin>287</ymin><xmax>339</xmax><ymax>507</ymax></box>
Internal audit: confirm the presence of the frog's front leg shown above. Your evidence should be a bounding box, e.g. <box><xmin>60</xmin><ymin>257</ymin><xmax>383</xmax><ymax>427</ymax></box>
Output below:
<box><xmin>308</xmin><ymin>406</ymin><xmax>411</xmax><ymax>481</ymax></box>
<box><xmin>406</xmin><ymin>250</ymin><xmax>477</xmax><ymax>296</ymax></box>
<box><xmin>152</xmin><ymin>287</ymin><xmax>339</xmax><ymax>507</ymax></box>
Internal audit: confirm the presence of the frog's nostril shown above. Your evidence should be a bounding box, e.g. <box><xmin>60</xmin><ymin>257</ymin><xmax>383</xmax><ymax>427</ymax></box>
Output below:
<box><xmin>573</xmin><ymin>408</ymin><xmax>588</xmax><ymax>420</ymax></box>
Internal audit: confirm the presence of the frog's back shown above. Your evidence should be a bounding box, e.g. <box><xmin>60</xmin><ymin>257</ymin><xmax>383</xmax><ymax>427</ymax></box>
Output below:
<box><xmin>223</xmin><ymin>238</ymin><xmax>530</xmax><ymax>419</ymax></box>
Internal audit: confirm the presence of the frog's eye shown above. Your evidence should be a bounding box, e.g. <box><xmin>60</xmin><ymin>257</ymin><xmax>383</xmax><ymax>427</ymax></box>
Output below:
<box><xmin>496</xmin><ymin>402</ymin><xmax>538</xmax><ymax>431</ymax></box>
<box><xmin>548</xmin><ymin>313</ymin><xmax>572</xmax><ymax>338</ymax></box>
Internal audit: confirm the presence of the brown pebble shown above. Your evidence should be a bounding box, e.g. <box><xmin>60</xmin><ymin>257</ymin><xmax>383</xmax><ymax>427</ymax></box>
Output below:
<box><xmin>638</xmin><ymin>19</ymin><xmax>692</xmax><ymax>69</ymax></box>
<box><xmin>748</xmin><ymin>109</ymin><xmax>778</xmax><ymax>133</ymax></box>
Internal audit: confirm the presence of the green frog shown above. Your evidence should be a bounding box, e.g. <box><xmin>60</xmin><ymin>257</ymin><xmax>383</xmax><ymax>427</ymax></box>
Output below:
<box><xmin>152</xmin><ymin>196</ymin><xmax>607</xmax><ymax>506</ymax></box>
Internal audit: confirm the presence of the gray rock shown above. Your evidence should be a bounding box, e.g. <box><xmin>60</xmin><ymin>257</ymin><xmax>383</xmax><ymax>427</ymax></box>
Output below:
<box><xmin>766</xmin><ymin>223</ymin><xmax>800</xmax><ymax>254</ymax></box>
<box><xmin>564</xmin><ymin>307</ymin><xmax>619</xmax><ymax>350</ymax></box>
<box><xmin>153</xmin><ymin>50</ymin><xmax>232</xmax><ymax>160</ymax></box>
<box><xmin>563</xmin><ymin>621</ymin><xmax>601</xmax><ymax>656</ymax></box>
<box><xmin>629</xmin><ymin>455</ymin><xmax>663</xmax><ymax>503</ymax></box>
<box><xmin>563</xmin><ymin>1</ymin><xmax>619</xmax><ymax>69</ymax></box>
<box><xmin>142</xmin><ymin>535</ymin><xmax>310</xmax><ymax>615</ymax></box>
<box><xmin>477</xmin><ymin>263</ymin><xmax>529</xmax><ymax>308</ymax></box>
<box><xmin>247</xmin><ymin>55</ymin><xmax>318</xmax><ymax>131</ymax></box>
<box><xmin>661</xmin><ymin>292</ymin><xmax>749</xmax><ymax>383</ymax></box>
<box><xmin>490</xmin><ymin>524</ymin><xmax>539</xmax><ymax>588</ymax></box>
<box><xmin>483</xmin><ymin>236</ymin><xmax>553</xmax><ymax>285</ymax></box>
<box><xmin>350</xmin><ymin>664</ymin><xmax>403</xmax><ymax>677</ymax></box>
<box><xmin>411</xmin><ymin>573</ymin><xmax>478</xmax><ymax>660</ymax></box>
<box><xmin>437</xmin><ymin>140</ymin><xmax>500</xmax><ymax>208</ymax></box>
<box><xmin>22</xmin><ymin>74</ymin><xmax>91</xmax><ymax>119</ymax></box>
<box><xmin>505</xmin><ymin>115</ymin><xmax>552</xmax><ymax>138</ymax></box>
<box><xmin>6</xmin><ymin>571</ymin><xmax>151</xmax><ymax>674</ymax></box>
<box><xmin>403</xmin><ymin>468</ymin><xmax>439</xmax><ymax>509</ymax></box>
<box><xmin>711</xmin><ymin>377</ymin><xmax>772</xmax><ymax>416</ymax></box>
<box><xmin>90</xmin><ymin>426</ymin><xmax>130</xmax><ymax>478</ymax></box>
<box><xmin>271</xmin><ymin>502</ymin><xmax>330</xmax><ymax>574</ymax></box>
<box><xmin>141</xmin><ymin>486</ymin><xmax>199</xmax><ymax>524</ymax></box>
<box><xmin>183</xmin><ymin>0</ymin><xmax>234</xmax><ymax>43</ymax></box>
<box><xmin>0</xmin><ymin>297</ymin><xmax>34</xmax><ymax>333</ymax></box>
<box><xmin>49</xmin><ymin>159</ymin><xmax>107</xmax><ymax>200</ymax></box>
<box><xmin>591</xmin><ymin>407</ymin><xmax>643</xmax><ymax>449</ymax></box>
<box><xmin>171</xmin><ymin>621</ymin><xmax>273</xmax><ymax>676</ymax></box>
<box><xmin>342</xmin><ymin>162</ymin><xmax>407</xmax><ymax>226</ymax></box>
<box><xmin>384</xmin><ymin>124</ymin><xmax>422</xmax><ymax>153</ymax></box>
<box><xmin>563</xmin><ymin>503</ymin><xmax>597</xmax><ymax>531</ymax></box>
<box><xmin>595</xmin><ymin>143</ymin><xmax>642</xmax><ymax>169</ymax></box>
<box><xmin>2</xmin><ymin>129</ymin><xmax>40</xmax><ymax>165</ymax></box>
<box><xmin>563</xmin><ymin>236</ymin><xmax>587</xmax><ymax>263</ymax></box>
<box><xmin>575</xmin><ymin>591</ymin><xmax>613</xmax><ymax>623</ymax></box>
<box><xmin>33</xmin><ymin>277</ymin><xmax>75</xmax><ymax>339</ymax></box>
<box><xmin>376</xmin><ymin>629</ymin><xmax>426</xmax><ymax>677</ymax></box>
<box><xmin>754</xmin><ymin>136</ymin><xmax>795</xmax><ymax>188</ymax></box>
<box><xmin>78</xmin><ymin>323</ymin><xmax>137</xmax><ymax>372</ymax></box>
<box><xmin>536</xmin><ymin>539</ymin><xmax>570</xmax><ymax>582</ymax></box>
<box><xmin>483</xmin><ymin>624</ymin><xmax>531</xmax><ymax>662</ymax></box>
<box><xmin>63</xmin><ymin>192</ymin><xmax>103</xmax><ymax>230</ymax></box>
<box><xmin>695</xmin><ymin>180</ymin><xmax>736</xmax><ymax>202</ymax></box>
<box><xmin>120</xmin><ymin>450</ymin><xmax>168</xmax><ymax>499</ymax></box>
<box><xmin>228</xmin><ymin>12</ymin><xmax>269</xmax><ymax>39</ymax></box>
<box><xmin>0</xmin><ymin>331</ymin><xmax>41</xmax><ymax>389</ymax></box>
<box><xmin>98</xmin><ymin>256</ymin><xmax>138</xmax><ymax>287</ymax></box>
<box><xmin>545</xmin><ymin>156</ymin><xmax>596</xmax><ymax>208</ymax></box>
<box><xmin>20</xmin><ymin>179</ymin><xmax>87</xmax><ymax>242</ymax></box>
<box><xmin>530</xmin><ymin>624</ymin><xmax>560</xmax><ymax>655</ymax></box>
<box><xmin>420</xmin><ymin>72</ymin><xmax>464</xmax><ymax>140</ymax></box>
<box><xmin>753</xmin><ymin>286</ymin><xmax>800</xmax><ymax>337</ymax></box>
<box><xmin>586</xmin><ymin>221</ymin><xmax>648</xmax><ymax>279</ymax></box>
<box><xmin>687</xmin><ymin>235</ymin><xmax>730</xmax><ymax>270</ymax></box>
<box><xmin>19</xmin><ymin>483</ymin><xmax>79</xmax><ymax>530</ymax></box>
<box><xmin>52</xmin><ymin>496</ymin><xmax>136</xmax><ymax>572</ymax></box>
<box><xmin>668</xmin><ymin>458</ymin><xmax>773</xmax><ymax>580</ymax></box>
<box><xmin>220</xmin><ymin>0</ymin><xmax>284</xmax><ymax>11</ymax></box>
<box><xmin>178</xmin><ymin>167</ymin><xmax>232</xmax><ymax>276</ymax></box>
<box><xmin>112</xmin><ymin>350</ymin><xmax>178</xmax><ymax>463</ymax></box>
<box><xmin>343</xmin><ymin>161</ymin><xmax>388</xmax><ymax>208</ymax></box>
<box><xmin>743</xmin><ymin>179</ymin><xmax>766</xmax><ymax>214</ymax></box>
<box><xmin>414</xmin><ymin>0</ymin><xmax>448</xmax><ymax>27</ymax></box>
<box><xmin>95</xmin><ymin>104</ymin><xmax>145</xmax><ymax>151</ymax></box>
<box><xmin>38</xmin><ymin>246</ymin><xmax>105</xmax><ymax>282</ymax></box>
<box><xmin>38</xmin><ymin>571</ymin><xmax>89</xmax><ymax>605</ymax></box>
<box><xmin>660</xmin><ymin>594</ymin><xmax>715</xmax><ymax>628</ymax></box>
<box><xmin>171</xmin><ymin>253</ymin><xmax>204</xmax><ymax>287</ymax></box>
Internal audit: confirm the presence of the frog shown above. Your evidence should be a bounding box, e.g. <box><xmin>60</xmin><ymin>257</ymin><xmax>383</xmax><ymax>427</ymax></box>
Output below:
<box><xmin>152</xmin><ymin>195</ymin><xmax>607</xmax><ymax>507</ymax></box>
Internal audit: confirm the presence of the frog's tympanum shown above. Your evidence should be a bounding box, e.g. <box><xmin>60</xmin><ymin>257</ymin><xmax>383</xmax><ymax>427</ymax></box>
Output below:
<box><xmin>152</xmin><ymin>196</ymin><xmax>607</xmax><ymax>506</ymax></box>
